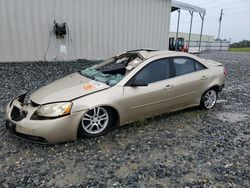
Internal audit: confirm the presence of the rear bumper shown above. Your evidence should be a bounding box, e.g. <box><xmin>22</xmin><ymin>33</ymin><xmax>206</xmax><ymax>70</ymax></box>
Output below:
<box><xmin>5</xmin><ymin>96</ymin><xmax>85</xmax><ymax>144</ymax></box>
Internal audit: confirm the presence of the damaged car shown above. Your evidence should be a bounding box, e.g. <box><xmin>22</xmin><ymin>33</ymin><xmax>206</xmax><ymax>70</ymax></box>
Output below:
<box><xmin>5</xmin><ymin>49</ymin><xmax>226</xmax><ymax>144</ymax></box>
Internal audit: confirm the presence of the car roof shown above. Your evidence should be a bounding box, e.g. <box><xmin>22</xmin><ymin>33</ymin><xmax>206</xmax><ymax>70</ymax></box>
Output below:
<box><xmin>133</xmin><ymin>50</ymin><xmax>193</xmax><ymax>59</ymax></box>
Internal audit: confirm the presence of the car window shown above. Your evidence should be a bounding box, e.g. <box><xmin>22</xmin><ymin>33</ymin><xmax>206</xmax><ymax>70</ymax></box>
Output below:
<box><xmin>173</xmin><ymin>57</ymin><xmax>195</xmax><ymax>76</ymax></box>
<box><xmin>134</xmin><ymin>58</ymin><xmax>171</xmax><ymax>84</ymax></box>
<box><xmin>195</xmin><ymin>61</ymin><xmax>206</xmax><ymax>71</ymax></box>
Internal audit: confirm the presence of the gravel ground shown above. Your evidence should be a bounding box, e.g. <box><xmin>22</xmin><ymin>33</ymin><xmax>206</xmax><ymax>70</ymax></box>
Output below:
<box><xmin>0</xmin><ymin>51</ymin><xmax>249</xmax><ymax>188</ymax></box>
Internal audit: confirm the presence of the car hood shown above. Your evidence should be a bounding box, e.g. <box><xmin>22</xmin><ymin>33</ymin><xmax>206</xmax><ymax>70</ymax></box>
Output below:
<box><xmin>30</xmin><ymin>72</ymin><xmax>109</xmax><ymax>104</ymax></box>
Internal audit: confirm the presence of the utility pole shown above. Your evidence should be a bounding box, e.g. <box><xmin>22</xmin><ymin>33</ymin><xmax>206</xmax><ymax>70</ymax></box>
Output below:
<box><xmin>217</xmin><ymin>9</ymin><xmax>223</xmax><ymax>40</ymax></box>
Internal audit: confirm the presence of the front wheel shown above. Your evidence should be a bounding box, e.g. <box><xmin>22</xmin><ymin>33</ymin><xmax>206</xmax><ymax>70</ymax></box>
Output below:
<box><xmin>200</xmin><ymin>89</ymin><xmax>218</xmax><ymax>109</ymax></box>
<box><xmin>78</xmin><ymin>107</ymin><xmax>114</xmax><ymax>138</ymax></box>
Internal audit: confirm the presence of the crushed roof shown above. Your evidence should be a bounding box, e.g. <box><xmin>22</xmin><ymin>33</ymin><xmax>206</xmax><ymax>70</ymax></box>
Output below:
<box><xmin>137</xmin><ymin>50</ymin><xmax>188</xmax><ymax>59</ymax></box>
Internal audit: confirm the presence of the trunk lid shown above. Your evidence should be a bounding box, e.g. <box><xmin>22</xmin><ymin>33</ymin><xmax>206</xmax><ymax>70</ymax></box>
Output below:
<box><xmin>205</xmin><ymin>59</ymin><xmax>223</xmax><ymax>67</ymax></box>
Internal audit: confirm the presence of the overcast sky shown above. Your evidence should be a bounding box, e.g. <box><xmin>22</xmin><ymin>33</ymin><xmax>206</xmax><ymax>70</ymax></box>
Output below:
<box><xmin>170</xmin><ymin>0</ymin><xmax>250</xmax><ymax>42</ymax></box>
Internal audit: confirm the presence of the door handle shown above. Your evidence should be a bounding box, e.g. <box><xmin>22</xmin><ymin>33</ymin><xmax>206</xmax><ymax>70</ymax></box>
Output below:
<box><xmin>164</xmin><ymin>85</ymin><xmax>174</xmax><ymax>90</ymax></box>
<box><xmin>200</xmin><ymin>75</ymin><xmax>207</xmax><ymax>80</ymax></box>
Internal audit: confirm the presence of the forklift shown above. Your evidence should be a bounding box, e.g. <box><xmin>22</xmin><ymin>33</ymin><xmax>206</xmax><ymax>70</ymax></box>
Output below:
<box><xmin>169</xmin><ymin>37</ymin><xmax>188</xmax><ymax>52</ymax></box>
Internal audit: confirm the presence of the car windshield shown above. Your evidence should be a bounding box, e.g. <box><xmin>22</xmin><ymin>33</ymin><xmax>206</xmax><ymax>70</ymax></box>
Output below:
<box><xmin>80</xmin><ymin>53</ymin><xmax>143</xmax><ymax>86</ymax></box>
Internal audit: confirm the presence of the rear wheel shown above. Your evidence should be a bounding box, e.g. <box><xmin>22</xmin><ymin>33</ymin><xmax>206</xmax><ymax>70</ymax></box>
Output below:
<box><xmin>78</xmin><ymin>107</ymin><xmax>114</xmax><ymax>138</ymax></box>
<box><xmin>200</xmin><ymin>89</ymin><xmax>218</xmax><ymax>109</ymax></box>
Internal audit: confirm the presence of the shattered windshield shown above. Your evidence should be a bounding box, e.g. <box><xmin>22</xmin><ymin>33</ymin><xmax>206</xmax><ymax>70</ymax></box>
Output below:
<box><xmin>81</xmin><ymin>53</ymin><xmax>143</xmax><ymax>86</ymax></box>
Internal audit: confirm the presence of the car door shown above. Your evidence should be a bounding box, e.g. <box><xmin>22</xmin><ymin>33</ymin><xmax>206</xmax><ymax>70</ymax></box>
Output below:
<box><xmin>120</xmin><ymin>58</ymin><xmax>178</xmax><ymax>122</ymax></box>
<box><xmin>169</xmin><ymin>57</ymin><xmax>210</xmax><ymax>109</ymax></box>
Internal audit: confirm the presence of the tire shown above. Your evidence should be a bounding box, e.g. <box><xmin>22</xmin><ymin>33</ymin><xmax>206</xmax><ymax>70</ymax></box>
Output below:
<box><xmin>78</xmin><ymin>107</ymin><xmax>114</xmax><ymax>138</ymax></box>
<box><xmin>200</xmin><ymin>89</ymin><xmax>218</xmax><ymax>110</ymax></box>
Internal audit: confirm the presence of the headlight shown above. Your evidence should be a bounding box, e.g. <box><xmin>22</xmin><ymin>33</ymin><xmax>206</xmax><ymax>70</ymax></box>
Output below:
<box><xmin>34</xmin><ymin>102</ymin><xmax>72</xmax><ymax>118</ymax></box>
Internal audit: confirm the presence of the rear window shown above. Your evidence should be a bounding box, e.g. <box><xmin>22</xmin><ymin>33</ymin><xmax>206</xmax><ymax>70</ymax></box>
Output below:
<box><xmin>195</xmin><ymin>61</ymin><xmax>207</xmax><ymax>71</ymax></box>
<box><xmin>173</xmin><ymin>57</ymin><xmax>195</xmax><ymax>76</ymax></box>
<box><xmin>173</xmin><ymin>57</ymin><xmax>207</xmax><ymax>76</ymax></box>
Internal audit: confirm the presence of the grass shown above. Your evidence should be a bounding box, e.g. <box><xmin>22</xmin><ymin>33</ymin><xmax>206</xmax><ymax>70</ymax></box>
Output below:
<box><xmin>229</xmin><ymin>47</ymin><xmax>250</xmax><ymax>52</ymax></box>
<box><xmin>133</xmin><ymin>119</ymin><xmax>149</xmax><ymax>127</ymax></box>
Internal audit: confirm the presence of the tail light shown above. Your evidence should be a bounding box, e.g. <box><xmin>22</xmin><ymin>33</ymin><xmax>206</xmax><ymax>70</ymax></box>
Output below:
<box><xmin>223</xmin><ymin>66</ymin><xmax>227</xmax><ymax>76</ymax></box>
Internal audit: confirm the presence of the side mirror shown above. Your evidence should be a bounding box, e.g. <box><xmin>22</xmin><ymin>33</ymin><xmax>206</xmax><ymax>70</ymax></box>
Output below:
<box><xmin>130</xmin><ymin>78</ymin><xmax>148</xmax><ymax>87</ymax></box>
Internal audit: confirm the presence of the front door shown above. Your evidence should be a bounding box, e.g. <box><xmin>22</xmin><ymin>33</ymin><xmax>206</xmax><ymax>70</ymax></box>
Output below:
<box><xmin>120</xmin><ymin>58</ymin><xmax>177</xmax><ymax>123</ymax></box>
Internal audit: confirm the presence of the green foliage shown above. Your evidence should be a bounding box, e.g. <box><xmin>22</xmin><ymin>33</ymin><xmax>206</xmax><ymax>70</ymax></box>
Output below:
<box><xmin>133</xmin><ymin>119</ymin><xmax>148</xmax><ymax>126</ymax></box>
<box><xmin>229</xmin><ymin>48</ymin><xmax>250</xmax><ymax>52</ymax></box>
<box><xmin>230</xmin><ymin>40</ymin><xmax>250</xmax><ymax>48</ymax></box>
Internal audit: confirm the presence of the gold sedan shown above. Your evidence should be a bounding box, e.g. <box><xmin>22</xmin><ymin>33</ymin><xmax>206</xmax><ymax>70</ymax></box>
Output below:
<box><xmin>5</xmin><ymin>50</ymin><xmax>226</xmax><ymax>144</ymax></box>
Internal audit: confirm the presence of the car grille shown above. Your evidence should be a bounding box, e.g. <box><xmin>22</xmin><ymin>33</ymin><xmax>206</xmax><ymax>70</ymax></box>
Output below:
<box><xmin>10</xmin><ymin>106</ymin><xmax>27</xmax><ymax>121</ymax></box>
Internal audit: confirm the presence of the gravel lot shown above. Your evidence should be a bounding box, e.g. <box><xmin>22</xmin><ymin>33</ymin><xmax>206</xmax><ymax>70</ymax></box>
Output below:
<box><xmin>0</xmin><ymin>51</ymin><xmax>249</xmax><ymax>188</ymax></box>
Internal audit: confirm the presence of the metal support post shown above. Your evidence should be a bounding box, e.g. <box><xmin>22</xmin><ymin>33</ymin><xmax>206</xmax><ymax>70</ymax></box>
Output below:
<box><xmin>175</xmin><ymin>9</ymin><xmax>181</xmax><ymax>51</ymax></box>
<box><xmin>198</xmin><ymin>13</ymin><xmax>205</xmax><ymax>56</ymax></box>
<box><xmin>188</xmin><ymin>11</ymin><xmax>193</xmax><ymax>51</ymax></box>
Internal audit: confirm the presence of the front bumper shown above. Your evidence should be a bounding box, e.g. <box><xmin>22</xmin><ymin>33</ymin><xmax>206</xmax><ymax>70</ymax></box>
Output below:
<box><xmin>5</xmin><ymin>120</ymin><xmax>48</xmax><ymax>143</ymax></box>
<box><xmin>5</xmin><ymin>95</ymin><xmax>86</xmax><ymax>144</ymax></box>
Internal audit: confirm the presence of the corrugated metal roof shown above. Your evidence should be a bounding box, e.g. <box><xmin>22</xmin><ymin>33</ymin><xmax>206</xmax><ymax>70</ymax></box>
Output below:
<box><xmin>171</xmin><ymin>1</ymin><xmax>206</xmax><ymax>15</ymax></box>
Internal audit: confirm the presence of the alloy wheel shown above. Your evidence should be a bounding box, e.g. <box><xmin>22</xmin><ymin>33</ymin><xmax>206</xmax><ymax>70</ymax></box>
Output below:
<box><xmin>204</xmin><ymin>90</ymin><xmax>217</xmax><ymax>109</ymax></box>
<box><xmin>81</xmin><ymin>107</ymin><xmax>109</xmax><ymax>134</ymax></box>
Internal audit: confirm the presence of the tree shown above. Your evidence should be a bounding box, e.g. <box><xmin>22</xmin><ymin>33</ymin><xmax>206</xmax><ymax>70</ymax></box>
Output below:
<box><xmin>230</xmin><ymin>40</ymin><xmax>250</xmax><ymax>48</ymax></box>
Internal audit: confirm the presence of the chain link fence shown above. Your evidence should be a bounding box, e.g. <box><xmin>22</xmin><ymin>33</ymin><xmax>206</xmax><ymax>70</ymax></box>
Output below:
<box><xmin>189</xmin><ymin>41</ymin><xmax>230</xmax><ymax>52</ymax></box>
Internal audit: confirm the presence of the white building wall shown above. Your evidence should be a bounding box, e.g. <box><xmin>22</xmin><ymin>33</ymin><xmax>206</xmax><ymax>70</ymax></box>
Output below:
<box><xmin>0</xmin><ymin>0</ymin><xmax>171</xmax><ymax>62</ymax></box>
<box><xmin>169</xmin><ymin>32</ymin><xmax>215</xmax><ymax>42</ymax></box>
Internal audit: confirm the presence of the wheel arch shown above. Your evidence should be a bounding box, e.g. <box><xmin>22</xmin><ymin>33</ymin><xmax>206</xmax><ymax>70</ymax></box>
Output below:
<box><xmin>201</xmin><ymin>85</ymin><xmax>220</xmax><ymax>100</ymax></box>
<box><xmin>200</xmin><ymin>85</ymin><xmax>219</xmax><ymax>109</ymax></box>
<box><xmin>208</xmin><ymin>85</ymin><xmax>220</xmax><ymax>92</ymax></box>
<box><xmin>101</xmin><ymin>105</ymin><xmax>120</xmax><ymax>127</ymax></box>
<box><xmin>79</xmin><ymin>104</ymin><xmax>121</xmax><ymax>127</ymax></box>
<box><xmin>76</xmin><ymin>105</ymin><xmax>120</xmax><ymax>138</ymax></box>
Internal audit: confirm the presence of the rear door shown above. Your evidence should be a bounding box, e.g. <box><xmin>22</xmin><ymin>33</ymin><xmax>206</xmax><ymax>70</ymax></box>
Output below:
<box><xmin>169</xmin><ymin>57</ymin><xmax>210</xmax><ymax>108</ymax></box>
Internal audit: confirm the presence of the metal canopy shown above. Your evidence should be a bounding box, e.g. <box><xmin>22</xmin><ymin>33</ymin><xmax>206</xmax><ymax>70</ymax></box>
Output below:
<box><xmin>171</xmin><ymin>1</ymin><xmax>206</xmax><ymax>15</ymax></box>
<box><xmin>171</xmin><ymin>1</ymin><xmax>206</xmax><ymax>55</ymax></box>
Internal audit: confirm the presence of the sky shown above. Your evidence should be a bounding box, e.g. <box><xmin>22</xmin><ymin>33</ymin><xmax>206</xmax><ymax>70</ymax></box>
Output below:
<box><xmin>170</xmin><ymin>0</ymin><xmax>250</xmax><ymax>42</ymax></box>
